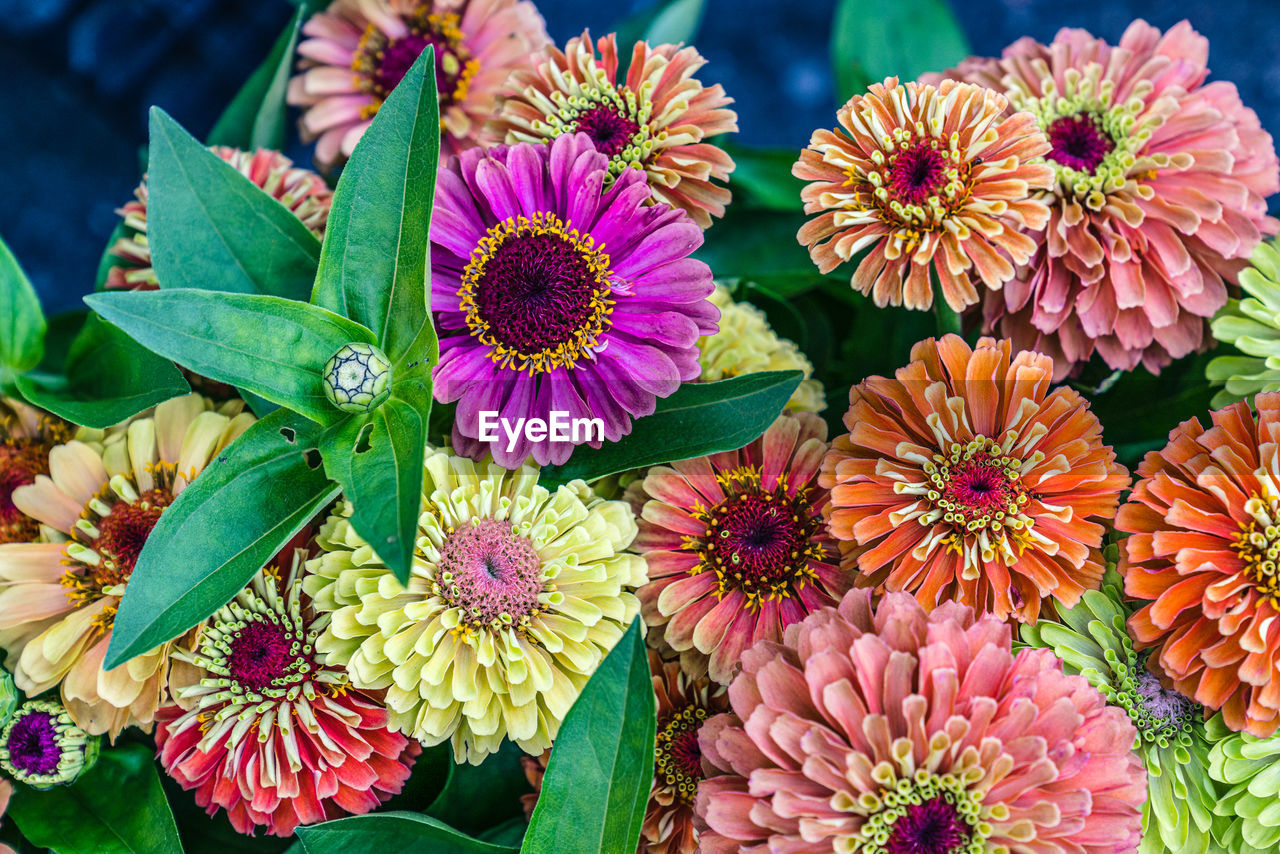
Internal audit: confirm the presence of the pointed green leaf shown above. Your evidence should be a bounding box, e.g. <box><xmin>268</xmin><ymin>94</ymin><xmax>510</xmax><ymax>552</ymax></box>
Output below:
<box><xmin>206</xmin><ymin>7</ymin><xmax>305</xmax><ymax>151</ymax></box>
<box><xmin>311</xmin><ymin>46</ymin><xmax>438</xmax><ymax>368</ymax></box>
<box><xmin>16</xmin><ymin>314</ymin><xmax>190</xmax><ymax>429</ymax></box>
<box><xmin>831</xmin><ymin>0</ymin><xmax>970</xmax><ymax>101</ymax></box>
<box><xmin>724</xmin><ymin>142</ymin><xmax>803</xmax><ymax>211</ymax></box>
<box><xmin>538</xmin><ymin>371</ymin><xmax>802</xmax><ymax>487</ymax></box>
<box><xmin>425</xmin><ymin>742</ymin><xmax>533</xmax><ymax>836</ymax></box>
<box><xmin>84</xmin><ymin>289</ymin><xmax>375</xmax><ymax>424</ymax></box>
<box><xmin>523</xmin><ymin>618</ymin><xmax>655</xmax><ymax>854</ymax></box>
<box><xmin>148</xmin><ymin>108</ymin><xmax>321</xmax><ymax>300</ymax></box>
<box><xmin>8</xmin><ymin>744</ymin><xmax>182</xmax><ymax>854</ymax></box>
<box><xmin>0</xmin><ymin>232</ymin><xmax>45</xmax><ymax>380</ymax></box>
<box><xmin>105</xmin><ymin>409</ymin><xmax>339</xmax><ymax>668</ymax></box>
<box><xmin>318</xmin><ymin>398</ymin><xmax>423</xmax><ymax>583</ymax></box>
<box><xmin>615</xmin><ymin>0</ymin><xmax>706</xmax><ymax>48</ymax></box>
<box><xmin>297</xmin><ymin>813</ymin><xmax>514</xmax><ymax>854</ymax></box>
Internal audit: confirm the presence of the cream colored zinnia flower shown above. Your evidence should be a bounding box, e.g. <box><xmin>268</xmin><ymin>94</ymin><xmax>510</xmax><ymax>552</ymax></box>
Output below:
<box><xmin>0</xmin><ymin>394</ymin><xmax>254</xmax><ymax>739</ymax></box>
<box><xmin>697</xmin><ymin>285</ymin><xmax>825</xmax><ymax>413</ymax></box>
<box><xmin>303</xmin><ymin>449</ymin><xmax>648</xmax><ymax>764</ymax></box>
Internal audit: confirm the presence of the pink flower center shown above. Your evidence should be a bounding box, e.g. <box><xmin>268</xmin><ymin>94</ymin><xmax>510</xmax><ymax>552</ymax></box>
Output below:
<box><xmin>226</xmin><ymin>620</ymin><xmax>302</xmax><ymax>693</ymax></box>
<box><xmin>943</xmin><ymin>454</ymin><xmax>1016</xmax><ymax>516</ymax></box>
<box><xmin>4</xmin><ymin>710</ymin><xmax>60</xmax><ymax>776</ymax></box>
<box><xmin>0</xmin><ymin>438</ymin><xmax>49</xmax><ymax>544</ymax></box>
<box><xmin>93</xmin><ymin>488</ymin><xmax>172</xmax><ymax>577</ymax></box>
<box><xmin>437</xmin><ymin>519</ymin><xmax>544</xmax><ymax>627</ymax></box>
<box><xmin>572</xmin><ymin>104</ymin><xmax>642</xmax><ymax>159</ymax></box>
<box><xmin>1046</xmin><ymin>114</ymin><xmax>1113</xmax><ymax>172</ymax></box>
<box><xmin>655</xmin><ymin>704</ymin><xmax>708</xmax><ymax>804</ymax></box>
<box><xmin>888</xmin><ymin>146</ymin><xmax>948</xmax><ymax>206</ymax></box>
<box><xmin>354</xmin><ymin>11</ymin><xmax>476</xmax><ymax>110</ymax></box>
<box><xmin>885</xmin><ymin>797</ymin><xmax>972</xmax><ymax>854</ymax></box>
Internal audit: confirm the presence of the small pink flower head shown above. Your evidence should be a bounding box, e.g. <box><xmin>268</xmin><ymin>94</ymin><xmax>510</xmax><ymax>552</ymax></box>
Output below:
<box><xmin>695</xmin><ymin>590</ymin><xmax>1148</xmax><ymax>853</ymax></box>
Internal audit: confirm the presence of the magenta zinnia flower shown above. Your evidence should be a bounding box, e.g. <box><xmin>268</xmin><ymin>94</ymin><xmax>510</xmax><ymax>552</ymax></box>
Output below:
<box><xmin>288</xmin><ymin>0</ymin><xmax>550</xmax><ymax>169</ymax></box>
<box><xmin>432</xmin><ymin>133</ymin><xmax>717</xmax><ymax>467</ymax></box>
<box><xmin>696</xmin><ymin>590</ymin><xmax>1148</xmax><ymax>853</ymax></box>
<box><xmin>931</xmin><ymin>20</ymin><xmax>1280</xmax><ymax>375</ymax></box>
<box><xmin>628</xmin><ymin>412</ymin><xmax>846</xmax><ymax>684</ymax></box>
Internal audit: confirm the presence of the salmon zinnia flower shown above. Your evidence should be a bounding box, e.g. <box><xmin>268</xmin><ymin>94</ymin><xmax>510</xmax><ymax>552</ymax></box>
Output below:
<box><xmin>1</xmin><ymin>398</ymin><xmax>72</xmax><ymax>545</ymax></box>
<box><xmin>822</xmin><ymin>335</ymin><xmax>1129</xmax><ymax>622</ymax></box>
<box><xmin>695</xmin><ymin>590</ymin><xmax>1147</xmax><ymax>853</ymax></box>
<box><xmin>1118</xmin><ymin>391</ymin><xmax>1280</xmax><ymax>737</ymax></box>
<box><xmin>794</xmin><ymin>77</ymin><xmax>1053</xmax><ymax>312</ymax></box>
<box><xmin>288</xmin><ymin>0</ymin><xmax>550</xmax><ymax>169</ymax></box>
<box><xmin>487</xmin><ymin>31</ymin><xmax>737</xmax><ymax>228</ymax></box>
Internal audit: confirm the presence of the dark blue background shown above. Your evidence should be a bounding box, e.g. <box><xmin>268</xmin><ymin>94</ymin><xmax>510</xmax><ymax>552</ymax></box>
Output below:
<box><xmin>3</xmin><ymin>0</ymin><xmax>1276</xmax><ymax>315</ymax></box>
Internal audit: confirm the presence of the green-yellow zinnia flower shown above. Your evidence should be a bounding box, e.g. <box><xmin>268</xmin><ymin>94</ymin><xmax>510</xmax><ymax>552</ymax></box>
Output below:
<box><xmin>1208</xmin><ymin>715</ymin><xmax>1280</xmax><ymax>854</ymax></box>
<box><xmin>1208</xmin><ymin>237</ymin><xmax>1280</xmax><ymax>407</ymax></box>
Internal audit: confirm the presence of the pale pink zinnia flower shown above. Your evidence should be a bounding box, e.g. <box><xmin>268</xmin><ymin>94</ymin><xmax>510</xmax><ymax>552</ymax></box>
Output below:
<box><xmin>288</xmin><ymin>0</ymin><xmax>550</xmax><ymax>169</ymax></box>
<box><xmin>696</xmin><ymin>589</ymin><xmax>1148</xmax><ymax>853</ymax></box>
<box><xmin>930</xmin><ymin>20</ymin><xmax>1280</xmax><ymax>376</ymax></box>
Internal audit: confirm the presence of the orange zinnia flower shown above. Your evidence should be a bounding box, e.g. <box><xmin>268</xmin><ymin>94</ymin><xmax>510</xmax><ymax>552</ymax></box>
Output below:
<box><xmin>821</xmin><ymin>334</ymin><xmax>1129</xmax><ymax>621</ymax></box>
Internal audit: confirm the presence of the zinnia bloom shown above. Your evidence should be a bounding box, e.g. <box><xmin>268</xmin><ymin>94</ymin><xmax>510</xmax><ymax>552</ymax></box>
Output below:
<box><xmin>1207</xmin><ymin>714</ymin><xmax>1280</xmax><ymax>853</ymax></box>
<box><xmin>288</xmin><ymin>0</ymin><xmax>550</xmax><ymax>168</ymax></box>
<box><xmin>695</xmin><ymin>589</ymin><xmax>1147</xmax><ymax>853</ymax></box>
<box><xmin>0</xmin><ymin>394</ymin><xmax>254</xmax><ymax>738</ymax></box>
<box><xmin>0</xmin><ymin>699</ymin><xmax>99</xmax><ymax>788</ymax></box>
<box><xmin>431</xmin><ymin>132</ymin><xmax>717</xmax><ymax>467</ymax></box>
<box><xmin>823</xmin><ymin>334</ymin><xmax>1128</xmax><ymax>622</ymax></box>
<box><xmin>1022</xmin><ymin>567</ymin><xmax>1222</xmax><ymax>854</ymax></box>
<box><xmin>488</xmin><ymin>31</ymin><xmax>737</xmax><ymax>228</ymax></box>
<box><xmin>106</xmin><ymin>147</ymin><xmax>333</xmax><ymax>290</ymax></box>
<box><xmin>1208</xmin><ymin>237</ymin><xmax>1280</xmax><ymax>406</ymax></box>
<box><xmin>629</xmin><ymin>411</ymin><xmax>846</xmax><ymax>684</ymax></box>
<box><xmin>697</xmin><ymin>285</ymin><xmax>825</xmax><ymax>413</ymax></box>
<box><xmin>932</xmin><ymin>21</ymin><xmax>1280</xmax><ymax>376</ymax></box>
<box><xmin>1</xmin><ymin>398</ymin><xmax>72</xmax><ymax>544</ymax></box>
<box><xmin>1117</xmin><ymin>391</ymin><xmax>1280</xmax><ymax>737</ymax></box>
<box><xmin>793</xmin><ymin>77</ymin><xmax>1053</xmax><ymax>312</ymax></box>
<box><xmin>156</xmin><ymin>553</ymin><xmax>418</xmax><ymax>837</ymax></box>
<box><xmin>303</xmin><ymin>449</ymin><xmax>648</xmax><ymax>763</ymax></box>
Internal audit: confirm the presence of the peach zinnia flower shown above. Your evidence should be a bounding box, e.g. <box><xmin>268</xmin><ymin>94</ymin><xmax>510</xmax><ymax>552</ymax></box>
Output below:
<box><xmin>288</xmin><ymin>0</ymin><xmax>550</xmax><ymax>169</ymax></box>
<box><xmin>932</xmin><ymin>21</ymin><xmax>1280</xmax><ymax>376</ymax></box>
<box><xmin>695</xmin><ymin>590</ymin><xmax>1147</xmax><ymax>853</ymax></box>
<box><xmin>629</xmin><ymin>412</ymin><xmax>846</xmax><ymax>684</ymax></box>
<box><xmin>487</xmin><ymin>31</ymin><xmax>737</xmax><ymax>228</ymax></box>
<box><xmin>0</xmin><ymin>394</ymin><xmax>254</xmax><ymax>738</ymax></box>
<box><xmin>107</xmin><ymin>147</ymin><xmax>333</xmax><ymax>290</ymax></box>
<box><xmin>822</xmin><ymin>335</ymin><xmax>1129</xmax><ymax>622</ymax></box>
<box><xmin>1118</xmin><ymin>391</ymin><xmax>1280</xmax><ymax>737</ymax></box>
<box><xmin>794</xmin><ymin>77</ymin><xmax>1053</xmax><ymax>312</ymax></box>
<box><xmin>1</xmin><ymin>398</ymin><xmax>72</xmax><ymax>545</ymax></box>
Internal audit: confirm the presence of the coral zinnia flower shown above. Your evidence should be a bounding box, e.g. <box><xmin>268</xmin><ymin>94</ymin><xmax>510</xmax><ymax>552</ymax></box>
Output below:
<box><xmin>156</xmin><ymin>553</ymin><xmax>418</xmax><ymax>837</ymax></box>
<box><xmin>793</xmin><ymin>77</ymin><xmax>1053</xmax><ymax>312</ymax></box>
<box><xmin>1</xmin><ymin>398</ymin><xmax>73</xmax><ymax>545</ymax></box>
<box><xmin>1117</xmin><ymin>391</ymin><xmax>1280</xmax><ymax>737</ymax></box>
<box><xmin>0</xmin><ymin>699</ymin><xmax>99</xmax><ymax>788</ymax></box>
<box><xmin>1209</xmin><ymin>237</ymin><xmax>1280</xmax><ymax>407</ymax></box>
<box><xmin>304</xmin><ymin>448</ymin><xmax>648</xmax><ymax>763</ymax></box>
<box><xmin>288</xmin><ymin>0</ymin><xmax>549</xmax><ymax>169</ymax></box>
<box><xmin>488</xmin><ymin>31</ymin><xmax>737</xmax><ymax>229</ymax></box>
<box><xmin>0</xmin><ymin>394</ymin><xmax>254</xmax><ymax>738</ymax></box>
<box><xmin>697</xmin><ymin>285</ymin><xmax>825</xmax><ymax>413</ymax></box>
<box><xmin>106</xmin><ymin>147</ymin><xmax>333</xmax><ymax>291</ymax></box>
<box><xmin>431</xmin><ymin>133</ymin><xmax>717</xmax><ymax>468</ymax></box>
<box><xmin>629</xmin><ymin>411</ymin><xmax>846</xmax><ymax>684</ymax></box>
<box><xmin>932</xmin><ymin>21</ymin><xmax>1280</xmax><ymax>376</ymax></box>
<box><xmin>822</xmin><ymin>334</ymin><xmax>1129</xmax><ymax>622</ymax></box>
<box><xmin>696</xmin><ymin>590</ymin><xmax>1147</xmax><ymax>853</ymax></box>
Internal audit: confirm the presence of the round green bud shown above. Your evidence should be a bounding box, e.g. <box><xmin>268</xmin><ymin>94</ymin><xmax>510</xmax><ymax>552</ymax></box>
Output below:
<box><xmin>0</xmin><ymin>699</ymin><xmax>100</xmax><ymax>788</ymax></box>
<box><xmin>322</xmin><ymin>342</ymin><xmax>392</xmax><ymax>413</ymax></box>
<box><xmin>0</xmin><ymin>668</ymin><xmax>15</xmax><ymax>728</ymax></box>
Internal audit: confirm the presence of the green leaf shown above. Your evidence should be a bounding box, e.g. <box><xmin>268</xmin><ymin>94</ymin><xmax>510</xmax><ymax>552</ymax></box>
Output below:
<box><xmin>148</xmin><ymin>108</ymin><xmax>321</xmax><ymax>300</ymax></box>
<box><xmin>723</xmin><ymin>143</ymin><xmax>803</xmax><ymax>211</ymax></box>
<box><xmin>425</xmin><ymin>742</ymin><xmax>534</xmax><ymax>836</ymax></box>
<box><xmin>539</xmin><ymin>371</ymin><xmax>802</xmax><ymax>487</ymax></box>
<box><xmin>206</xmin><ymin>7</ymin><xmax>304</xmax><ymax>151</ymax></box>
<box><xmin>615</xmin><ymin>0</ymin><xmax>706</xmax><ymax>48</ymax></box>
<box><xmin>311</xmin><ymin>46</ymin><xmax>439</xmax><ymax>370</ymax></box>
<box><xmin>523</xmin><ymin>618</ymin><xmax>655</xmax><ymax>854</ymax></box>
<box><xmin>296</xmin><ymin>813</ymin><xmax>515</xmax><ymax>854</ymax></box>
<box><xmin>84</xmin><ymin>289</ymin><xmax>375</xmax><ymax>424</ymax></box>
<box><xmin>694</xmin><ymin>206</ymin><xmax>826</xmax><ymax>282</ymax></box>
<box><xmin>830</xmin><ymin>0</ymin><xmax>971</xmax><ymax>101</ymax></box>
<box><xmin>94</xmin><ymin>221</ymin><xmax>129</xmax><ymax>291</ymax></box>
<box><xmin>105</xmin><ymin>409</ymin><xmax>339</xmax><ymax>668</ymax></box>
<box><xmin>319</xmin><ymin>399</ymin><xmax>424</xmax><ymax>583</ymax></box>
<box><xmin>16</xmin><ymin>314</ymin><xmax>190</xmax><ymax>429</ymax></box>
<box><xmin>8</xmin><ymin>744</ymin><xmax>182</xmax><ymax>854</ymax></box>
<box><xmin>0</xmin><ymin>232</ymin><xmax>45</xmax><ymax>379</ymax></box>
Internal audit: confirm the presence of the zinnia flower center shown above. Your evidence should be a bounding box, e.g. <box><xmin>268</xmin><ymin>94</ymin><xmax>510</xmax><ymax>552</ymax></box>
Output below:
<box><xmin>1046</xmin><ymin>114</ymin><xmax>1114</xmax><ymax>172</ymax></box>
<box><xmin>4</xmin><ymin>710</ymin><xmax>59</xmax><ymax>776</ymax></box>
<box><xmin>436</xmin><ymin>519</ymin><xmax>545</xmax><ymax>629</ymax></box>
<box><xmin>226</xmin><ymin>620</ymin><xmax>306</xmax><ymax>694</ymax></box>
<box><xmin>353</xmin><ymin>10</ymin><xmax>478</xmax><ymax>114</ymax></box>
<box><xmin>1133</xmin><ymin>668</ymin><xmax>1196</xmax><ymax>742</ymax></box>
<box><xmin>0</xmin><ymin>437</ymin><xmax>53</xmax><ymax>543</ymax></box>
<box><xmin>888</xmin><ymin>146</ymin><xmax>949</xmax><ymax>206</ymax></box>
<box><xmin>1233</xmin><ymin>492</ymin><xmax>1280</xmax><ymax>603</ymax></box>
<box><xmin>844</xmin><ymin>129</ymin><xmax>969</xmax><ymax>236</ymax></box>
<box><xmin>857</xmin><ymin>774</ymin><xmax>987</xmax><ymax>854</ymax></box>
<box><xmin>692</xmin><ymin>467</ymin><xmax>829</xmax><ymax>608</ymax></box>
<box><xmin>572</xmin><ymin>104</ymin><xmax>642</xmax><ymax>159</ymax></box>
<box><xmin>655</xmin><ymin>704</ymin><xmax>708</xmax><ymax>804</ymax></box>
<box><xmin>460</xmin><ymin>213</ymin><xmax>615</xmax><ymax>375</ymax></box>
<box><xmin>885</xmin><ymin>797</ymin><xmax>973</xmax><ymax>854</ymax></box>
<box><xmin>533</xmin><ymin>82</ymin><xmax>655</xmax><ymax>178</ymax></box>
